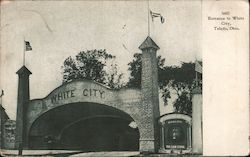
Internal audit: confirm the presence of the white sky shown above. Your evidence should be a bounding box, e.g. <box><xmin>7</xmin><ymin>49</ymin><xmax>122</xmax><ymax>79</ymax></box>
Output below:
<box><xmin>0</xmin><ymin>0</ymin><xmax>201</xmax><ymax>119</ymax></box>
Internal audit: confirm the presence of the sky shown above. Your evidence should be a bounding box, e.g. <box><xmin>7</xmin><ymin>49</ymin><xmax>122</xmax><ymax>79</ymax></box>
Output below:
<box><xmin>0</xmin><ymin>0</ymin><xmax>201</xmax><ymax>119</ymax></box>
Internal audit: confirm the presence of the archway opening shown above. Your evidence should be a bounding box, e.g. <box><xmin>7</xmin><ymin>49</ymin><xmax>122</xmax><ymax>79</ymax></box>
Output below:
<box><xmin>28</xmin><ymin>102</ymin><xmax>139</xmax><ymax>151</ymax></box>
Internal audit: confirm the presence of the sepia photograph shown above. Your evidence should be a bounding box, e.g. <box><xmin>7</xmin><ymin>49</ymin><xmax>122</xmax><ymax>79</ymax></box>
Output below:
<box><xmin>0</xmin><ymin>0</ymin><xmax>248</xmax><ymax>156</ymax></box>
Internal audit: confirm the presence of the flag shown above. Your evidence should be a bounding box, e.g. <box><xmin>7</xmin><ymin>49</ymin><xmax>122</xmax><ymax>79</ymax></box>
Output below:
<box><xmin>25</xmin><ymin>41</ymin><xmax>32</xmax><ymax>51</ymax></box>
<box><xmin>150</xmin><ymin>10</ymin><xmax>165</xmax><ymax>23</ymax></box>
<box><xmin>195</xmin><ymin>60</ymin><xmax>202</xmax><ymax>74</ymax></box>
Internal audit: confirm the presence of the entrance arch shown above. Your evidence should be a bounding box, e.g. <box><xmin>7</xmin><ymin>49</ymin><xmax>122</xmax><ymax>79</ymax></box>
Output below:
<box><xmin>16</xmin><ymin>37</ymin><xmax>163</xmax><ymax>153</ymax></box>
<box><xmin>24</xmin><ymin>80</ymin><xmax>155</xmax><ymax>152</ymax></box>
<box><xmin>28</xmin><ymin>102</ymin><xmax>140</xmax><ymax>151</ymax></box>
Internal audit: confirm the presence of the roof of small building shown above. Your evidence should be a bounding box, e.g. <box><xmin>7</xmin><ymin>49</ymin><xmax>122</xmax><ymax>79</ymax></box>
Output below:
<box><xmin>0</xmin><ymin>105</ymin><xmax>9</xmax><ymax>120</ymax></box>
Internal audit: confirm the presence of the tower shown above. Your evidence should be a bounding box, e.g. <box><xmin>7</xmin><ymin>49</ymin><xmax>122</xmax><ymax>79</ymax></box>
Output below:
<box><xmin>139</xmin><ymin>36</ymin><xmax>160</xmax><ymax>153</ymax></box>
<box><xmin>15</xmin><ymin>66</ymin><xmax>32</xmax><ymax>153</ymax></box>
<box><xmin>192</xmin><ymin>86</ymin><xmax>203</xmax><ymax>154</ymax></box>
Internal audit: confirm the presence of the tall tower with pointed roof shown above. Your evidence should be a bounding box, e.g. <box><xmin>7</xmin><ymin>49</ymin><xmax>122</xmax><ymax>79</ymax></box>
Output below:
<box><xmin>139</xmin><ymin>36</ymin><xmax>160</xmax><ymax>153</ymax></box>
<box><xmin>15</xmin><ymin>66</ymin><xmax>32</xmax><ymax>153</ymax></box>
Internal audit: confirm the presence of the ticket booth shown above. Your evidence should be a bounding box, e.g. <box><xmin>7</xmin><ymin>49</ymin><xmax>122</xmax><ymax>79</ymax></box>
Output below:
<box><xmin>158</xmin><ymin>113</ymin><xmax>192</xmax><ymax>154</ymax></box>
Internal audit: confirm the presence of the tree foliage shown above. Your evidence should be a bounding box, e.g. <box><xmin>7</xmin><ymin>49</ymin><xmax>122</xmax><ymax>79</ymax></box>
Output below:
<box><xmin>127</xmin><ymin>53</ymin><xmax>196</xmax><ymax>115</ymax></box>
<box><xmin>161</xmin><ymin>63</ymin><xmax>195</xmax><ymax>115</ymax></box>
<box><xmin>104</xmin><ymin>62</ymin><xmax>124</xmax><ymax>89</ymax></box>
<box><xmin>62</xmin><ymin>49</ymin><xmax>197</xmax><ymax>115</ymax></box>
<box><xmin>62</xmin><ymin>49</ymin><xmax>124</xmax><ymax>89</ymax></box>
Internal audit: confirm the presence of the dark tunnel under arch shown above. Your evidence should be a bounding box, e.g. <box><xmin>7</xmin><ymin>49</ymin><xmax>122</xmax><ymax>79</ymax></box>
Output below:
<box><xmin>28</xmin><ymin>102</ymin><xmax>140</xmax><ymax>151</ymax></box>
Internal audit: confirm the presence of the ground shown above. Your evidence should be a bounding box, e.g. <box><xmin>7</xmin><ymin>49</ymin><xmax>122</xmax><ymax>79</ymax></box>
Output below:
<box><xmin>0</xmin><ymin>150</ymin><xmax>202</xmax><ymax>157</ymax></box>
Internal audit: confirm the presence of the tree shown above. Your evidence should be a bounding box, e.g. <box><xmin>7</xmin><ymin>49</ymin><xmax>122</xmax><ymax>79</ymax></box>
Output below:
<box><xmin>127</xmin><ymin>53</ymin><xmax>196</xmax><ymax>115</ymax></box>
<box><xmin>62</xmin><ymin>49</ymin><xmax>124</xmax><ymax>89</ymax></box>
<box><xmin>161</xmin><ymin>62</ymin><xmax>196</xmax><ymax>115</ymax></box>
<box><xmin>104</xmin><ymin>62</ymin><xmax>124</xmax><ymax>89</ymax></box>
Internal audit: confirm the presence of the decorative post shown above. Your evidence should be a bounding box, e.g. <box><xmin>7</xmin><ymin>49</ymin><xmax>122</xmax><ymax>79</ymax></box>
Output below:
<box><xmin>15</xmin><ymin>66</ymin><xmax>32</xmax><ymax>154</ymax></box>
<box><xmin>191</xmin><ymin>86</ymin><xmax>203</xmax><ymax>154</ymax></box>
<box><xmin>0</xmin><ymin>106</ymin><xmax>3</xmax><ymax>149</ymax></box>
<box><xmin>139</xmin><ymin>36</ymin><xmax>160</xmax><ymax>153</ymax></box>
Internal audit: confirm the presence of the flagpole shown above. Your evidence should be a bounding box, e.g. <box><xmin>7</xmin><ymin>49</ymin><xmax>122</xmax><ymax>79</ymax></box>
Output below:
<box><xmin>147</xmin><ymin>0</ymin><xmax>150</xmax><ymax>37</ymax></box>
<box><xmin>23</xmin><ymin>38</ymin><xmax>26</xmax><ymax>66</ymax></box>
